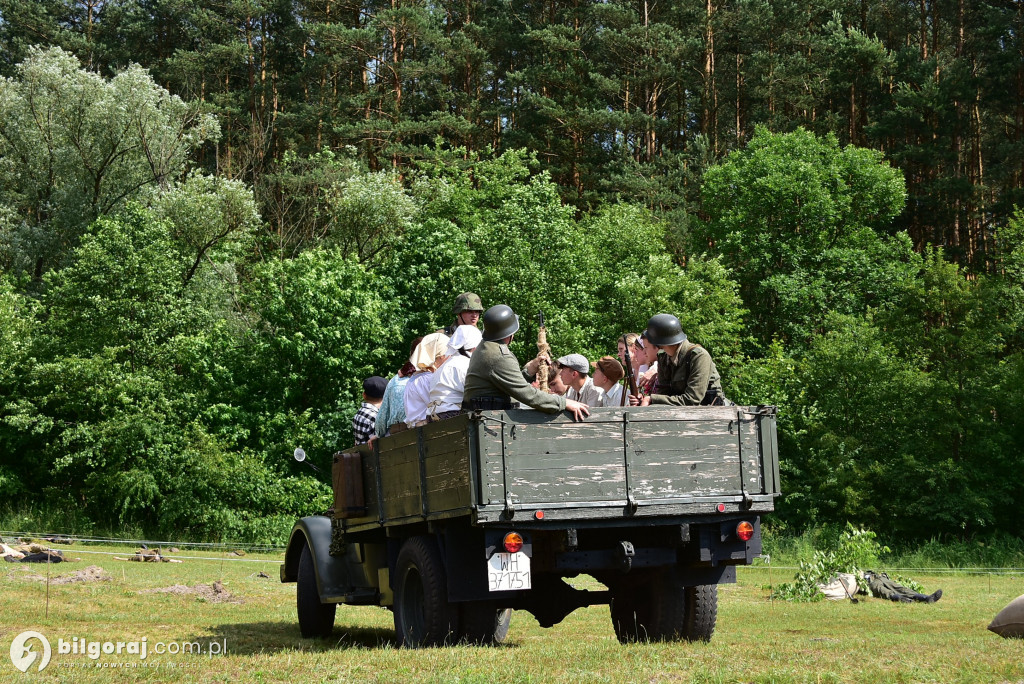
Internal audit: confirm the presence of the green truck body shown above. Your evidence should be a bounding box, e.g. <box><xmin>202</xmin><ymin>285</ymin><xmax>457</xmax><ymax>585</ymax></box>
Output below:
<box><xmin>282</xmin><ymin>404</ymin><xmax>780</xmax><ymax>646</ymax></box>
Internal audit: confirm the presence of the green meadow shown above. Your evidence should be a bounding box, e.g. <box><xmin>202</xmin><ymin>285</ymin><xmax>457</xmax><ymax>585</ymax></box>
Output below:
<box><xmin>2</xmin><ymin>544</ymin><xmax>1022</xmax><ymax>683</ymax></box>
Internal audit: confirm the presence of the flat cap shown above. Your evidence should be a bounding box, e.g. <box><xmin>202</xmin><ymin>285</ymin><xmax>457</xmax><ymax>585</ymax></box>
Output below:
<box><xmin>556</xmin><ymin>353</ymin><xmax>590</xmax><ymax>375</ymax></box>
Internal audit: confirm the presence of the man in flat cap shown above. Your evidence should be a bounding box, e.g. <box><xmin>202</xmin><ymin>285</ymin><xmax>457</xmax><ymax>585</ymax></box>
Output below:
<box><xmin>556</xmin><ymin>353</ymin><xmax>604</xmax><ymax>407</ymax></box>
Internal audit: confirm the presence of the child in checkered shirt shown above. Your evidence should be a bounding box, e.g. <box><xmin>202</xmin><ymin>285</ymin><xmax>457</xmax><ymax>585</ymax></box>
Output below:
<box><xmin>353</xmin><ymin>376</ymin><xmax>386</xmax><ymax>445</ymax></box>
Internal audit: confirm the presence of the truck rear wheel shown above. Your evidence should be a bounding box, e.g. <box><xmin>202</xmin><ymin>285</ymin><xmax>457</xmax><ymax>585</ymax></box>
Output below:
<box><xmin>682</xmin><ymin>584</ymin><xmax>717</xmax><ymax>642</ymax></box>
<box><xmin>610</xmin><ymin>573</ymin><xmax>716</xmax><ymax>643</ymax></box>
<box><xmin>610</xmin><ymin>579</ymin><xmax>682</xmax><ymax>643</ymax></box>
<box><xmin>459</xmin><ymin>603</ymin><xmax>512</xmax><ymax>645</ymax></box>
<box><xmin>297</xmin><ymin>543</ymin><xmax>336</xmax><ymax>638</ymax></box>
<box><xmin>394</xmin><ymin>536</ymin><xmax>459</xmax><ymax>647</ymax></box>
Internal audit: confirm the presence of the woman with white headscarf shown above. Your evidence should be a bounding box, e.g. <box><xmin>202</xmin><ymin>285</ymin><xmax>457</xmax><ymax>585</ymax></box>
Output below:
<box><xmin>427</xmin><ymin>325</ymin><xmax>483</xmax><ymax>421</ymax></box>
<box><xmin>403</xmin><ymin>332</ymin><xmax>450</xmax><ymax>428</ymax></box>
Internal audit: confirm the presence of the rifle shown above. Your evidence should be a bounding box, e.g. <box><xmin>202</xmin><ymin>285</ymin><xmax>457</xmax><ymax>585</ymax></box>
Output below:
<box><xmin>621</xmin><ymin>335</ymin><xmax>639</xmax><ymax>406</ymax></box>
<box><xmin>536</xmin><ymin>311</ymin><xmax>550</xmax><ymax>393</ymax></box>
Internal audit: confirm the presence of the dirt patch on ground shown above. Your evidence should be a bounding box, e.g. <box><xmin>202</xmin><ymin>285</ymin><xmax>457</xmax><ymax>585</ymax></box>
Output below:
<box><xmin>17</xmin><ymin>565</ymin><xmax>111</xmax><ymax>584</ymax></box>
<box><xmin>140</xmin><ymin>580</ymin><xmax>242</xmax><ymax>603</ymax></box>
<box><xmin>50</xmin><ymin>565</ymin><xmax>111</xmax><ymax>584</ymax></box>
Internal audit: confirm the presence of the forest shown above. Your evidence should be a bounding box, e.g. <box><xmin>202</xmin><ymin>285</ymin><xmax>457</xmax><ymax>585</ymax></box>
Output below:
<box><xmin>0</xmin><ymin>0</ymin><xmax>1023</xmax><ymax>545</ymax></box>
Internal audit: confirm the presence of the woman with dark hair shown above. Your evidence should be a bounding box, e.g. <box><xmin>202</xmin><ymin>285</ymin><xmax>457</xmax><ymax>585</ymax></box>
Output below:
<box><xmin>373</xmin><ymin>336</ymin><xmax>423</xmax><ymax>439</ymax></box>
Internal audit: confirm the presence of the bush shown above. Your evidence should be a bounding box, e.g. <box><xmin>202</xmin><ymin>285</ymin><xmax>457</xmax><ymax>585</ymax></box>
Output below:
<box><xmin>771</xmin><ymin>524</ymin><xmax>890</xmax><ymax>601</ymax></box>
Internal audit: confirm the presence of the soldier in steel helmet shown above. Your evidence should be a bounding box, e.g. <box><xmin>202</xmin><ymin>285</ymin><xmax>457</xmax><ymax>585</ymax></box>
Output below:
<box><xmin>629</xmin><ymin>313</ymin><xmax>729</xmax><ymax>407</ymax></box>
<box><xmin>463</xmin><ymin>304</ymin><xmax>590</xmax><ymax>421</ymax></box>
<box><xmin>443</xmin><ymin>292</ymin><xmax>484</xmax><ymax>336</ymax></box>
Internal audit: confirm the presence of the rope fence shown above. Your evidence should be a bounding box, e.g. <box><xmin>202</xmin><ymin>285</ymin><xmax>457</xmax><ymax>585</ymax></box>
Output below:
<box><xmin>5</xmin><ymin>531</ymin><xmax>1024</xmax><ymax>574</ymax></box>
<box><xmin>0</xmin><ymin>530</ymin><xmax>285</xmax><ymax>553</ymax></box>
<box><xmin>32</xmin><ymin>548</ymin><xmax>283</xmax><ymax>564</ymax></box>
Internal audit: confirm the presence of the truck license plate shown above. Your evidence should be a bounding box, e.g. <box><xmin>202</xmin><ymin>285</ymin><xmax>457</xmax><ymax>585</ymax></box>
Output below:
<box><xmin>487</xmin><ymin>552</ymin><xmax>531</xmax><ymax>592</ymax></box>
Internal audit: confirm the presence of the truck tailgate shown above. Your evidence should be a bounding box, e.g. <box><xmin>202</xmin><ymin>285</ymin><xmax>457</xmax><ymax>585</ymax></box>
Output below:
<box><xmin>474</xmin><ymin>405</ymin><xmax>779</xmax><ymax>520</ymax></box>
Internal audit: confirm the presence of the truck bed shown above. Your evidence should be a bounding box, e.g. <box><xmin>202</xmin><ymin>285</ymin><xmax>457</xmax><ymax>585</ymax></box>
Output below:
<box><xmin>335</xmin><ymin>405</ymin><xmax>779</xmax><ymax>532</ymax></box>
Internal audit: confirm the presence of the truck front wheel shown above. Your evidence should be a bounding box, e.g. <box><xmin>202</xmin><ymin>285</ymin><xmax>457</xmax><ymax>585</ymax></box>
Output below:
<box><xmin>394</xmin><ymin>536</ymin><xmax>459</xmax><ymax>647</ymax></box>
<box><xmin>297</xmin><ymin>543</ymin><xmax>336</xmax><ymax>638</ymax></box>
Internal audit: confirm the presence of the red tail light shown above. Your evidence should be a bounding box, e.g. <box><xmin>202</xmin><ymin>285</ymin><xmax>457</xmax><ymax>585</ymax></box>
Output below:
<box><xmin>736</xmin><ymin>521</ymin><xmax>754</xmax><ymax>541</ymax></box>
<box><xmin>503</xmin><ymin>532</ymin><xmax>524</xmax><ymax>553</ymax></box>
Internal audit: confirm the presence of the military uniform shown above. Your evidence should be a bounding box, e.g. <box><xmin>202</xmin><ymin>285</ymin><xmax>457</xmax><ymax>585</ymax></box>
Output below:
<box><xmin>463</xmin><ymin>341</ymin><xmax>566</xmax><ymax>413</ymax></box>
<box><xmin>650</xmin><ymin>342</ymin><xmax>726</xmax><ymax>406</ymax></box>
<box><xmin>865</xmin><ymin>571</ymin><xmax>942</xmax><ymax>603</ymax></box>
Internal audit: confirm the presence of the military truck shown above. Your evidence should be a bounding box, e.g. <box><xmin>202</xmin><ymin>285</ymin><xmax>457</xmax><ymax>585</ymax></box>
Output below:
<box><xmin>281</xmin><ymin>404</ymin><xmax>780</xmax><ymax>647</ymax></box>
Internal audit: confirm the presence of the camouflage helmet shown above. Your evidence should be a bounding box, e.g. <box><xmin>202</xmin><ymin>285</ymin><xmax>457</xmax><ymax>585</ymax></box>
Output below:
<box><xmin>481</xmin><ymin>304</ymin><xmax>520</xmax><ymax>342</ymax></box>
<box><xmin>645</xmin><ymin>313</ymin><xmax>688</xmax><ymax>347</ymax></box>
<box><xmin>452</xmin><ymin>292</ymin><xmax>484</xmax><ymax>315</ymax></box>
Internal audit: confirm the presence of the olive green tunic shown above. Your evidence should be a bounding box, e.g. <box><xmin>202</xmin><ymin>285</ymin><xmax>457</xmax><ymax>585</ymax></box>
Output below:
<box><xmin>463</xmin><ymin>341</ymin><xmax>567</xmax><ymax>413</ymax></box>
<box><xmin>650</xmin><ymin>342</ymin><xmax>725</xmax><ymax>406</ymax></box>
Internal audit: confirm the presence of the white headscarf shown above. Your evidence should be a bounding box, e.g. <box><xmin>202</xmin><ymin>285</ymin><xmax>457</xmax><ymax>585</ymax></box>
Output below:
<box><xmin>447</xmin><ymin>325</ymin><xmax>482</xmax><ymax>355</ymax></box>
<box><xmin>410</xmin><ymin>332</ymin><xmax>450</xmax><ymax>371</ymax></box>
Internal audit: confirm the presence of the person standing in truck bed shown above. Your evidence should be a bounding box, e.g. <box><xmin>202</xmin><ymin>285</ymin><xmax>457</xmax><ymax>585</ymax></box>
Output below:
<box><xmin>462</xmin><ymin>304</ymin><xmax>590</xmax><ymax>421</ymax></box>
<box><xmin>443</xmin><ymin>292</ymin><xmax>484</xmax><ymax>336</ymax></box>
<box><xmin>631</xmin><ymin>313</ymin><xmax>729</xmax><ymax>407</ymax></box>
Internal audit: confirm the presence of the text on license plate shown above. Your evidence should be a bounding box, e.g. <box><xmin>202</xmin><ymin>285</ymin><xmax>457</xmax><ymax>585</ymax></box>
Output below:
<box><xmin>487</xmin><ymin>552</ymin><xmax>531</xmax><ymax>592</ymax></box>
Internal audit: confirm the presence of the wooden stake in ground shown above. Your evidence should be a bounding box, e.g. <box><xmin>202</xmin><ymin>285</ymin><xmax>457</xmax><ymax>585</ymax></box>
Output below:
<box><xmin>45</xmin><ymin>549</ymin><xmax>51</xmax><ymax>618</ymax></box>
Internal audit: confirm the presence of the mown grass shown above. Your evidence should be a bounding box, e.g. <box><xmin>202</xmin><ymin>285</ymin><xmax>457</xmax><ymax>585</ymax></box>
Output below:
<box><xmin>2</xmin><ymin>542</ymin><xmax>1023</xmax><ymax>683</ymax></box>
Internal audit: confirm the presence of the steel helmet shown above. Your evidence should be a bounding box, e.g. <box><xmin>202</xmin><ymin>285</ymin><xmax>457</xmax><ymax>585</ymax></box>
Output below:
<box><xmin>452</xmin><ymin>292</ymin><xmax>484</xmax><ymax>315</ymax></box>
<box><xmin>481</xmin><ymin>304</ymin><xmax>520</xmax><ymax>342</ymax></box>
<box><xmin>645</xmin><ymin>313</ymin><xmax>688</xmax><ymax>347</ymax></box>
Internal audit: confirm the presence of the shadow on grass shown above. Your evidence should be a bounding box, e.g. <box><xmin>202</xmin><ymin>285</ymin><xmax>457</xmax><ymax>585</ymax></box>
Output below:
<box><xmin>209</xmin><ymin>621</ymin><xmax>521</xmax><ymax>652</ymax></box>
<box><xmin>209</xmin><ymin>621</ymin><xmax>396</xmax><ymax>653</ymax></box>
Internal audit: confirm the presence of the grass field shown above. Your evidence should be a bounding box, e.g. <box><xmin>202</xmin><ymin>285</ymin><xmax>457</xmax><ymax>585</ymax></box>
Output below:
<box><xmin>2</xmin><ymin>544</ymin><xmax>1023</xmax><ymax>683</ymax></box>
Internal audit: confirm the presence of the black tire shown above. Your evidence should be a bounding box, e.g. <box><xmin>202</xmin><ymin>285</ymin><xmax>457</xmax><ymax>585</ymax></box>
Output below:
<box><xmin>459</xmin><ymin>603</ymin><xmax>513</xmax><ymax>645</ymax></box>
<box><xmin>393</xmin><ymin>536</ymin><xmax>459</xmax><ymax>648</ymax></box>
<box><xmin>610</xmin><ymin>585</ymin><xmax>645</xmax><ymax>643</ymax></box>
<box><xmin>682</xmin><ymin>584</ymin><xmax>718</xmax><ymax>642</ymax></box>
<box><xmin>610</xmin><ymin>571</ymin><xmax>694</xmax><ymax>643</ymax></box>
<box><xmin>297</xmin><ymin>543</ymin><xmax>336</xmax><ymax>638</ymax></box>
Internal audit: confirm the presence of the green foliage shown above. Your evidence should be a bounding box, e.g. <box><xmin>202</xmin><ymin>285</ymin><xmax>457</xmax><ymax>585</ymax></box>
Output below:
<box><xmin>149</xmin><ymin>171</ymin><xmax>261</xmax><ymax>288</ymax></box>
<box><xmin>324</xmin><ymin>171</ymin><xmax>417</xmax><ymax>262</ymax></box>
<box><xmin>699</xmin><ymin>127</ymin><xmax>909</xmax><ymax>351</ymax></box>
<box><xmin>772</xmin><ymin>524</ymin><xmax>889</xmax><ymax>601</ymax></box>
<box><xmin>3</xmin><ymin>204</ymin><xmax>331</xmax><ymax>541</ymax></box>
<box><xmin>397</xmin><ymin>149</ymin><xmax>746</xmax><ymax>363</ymax></box>
<box><xmin>238</xmin><ymin>246</ymin><xmax>402</xmax><ymax>454</ymax></box>
<box><xmin>0</xmin><ymin>47</ymin><xmax>218</xmax><ymax>276</ymax></box>
<box><xmin>888</xmin><ymin>533</ymin><xmax>1024</xmax><ymax>570</ymax></box>
<box><xmin>257</xmin><ymin>148</ymin><xmax>365</xmax><ymax>257</ymax></box>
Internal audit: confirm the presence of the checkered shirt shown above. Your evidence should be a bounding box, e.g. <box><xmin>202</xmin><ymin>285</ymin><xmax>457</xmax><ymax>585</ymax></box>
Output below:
<box><xmin>352</xmin><ymin>402</ymin><xmax>379</xmax><ymax>445</ymax></box>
